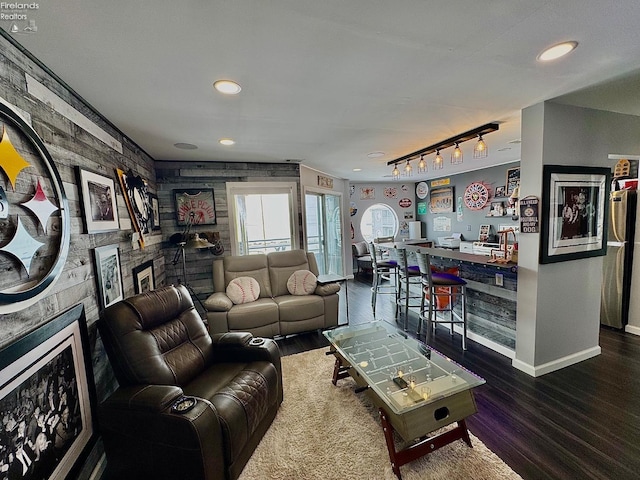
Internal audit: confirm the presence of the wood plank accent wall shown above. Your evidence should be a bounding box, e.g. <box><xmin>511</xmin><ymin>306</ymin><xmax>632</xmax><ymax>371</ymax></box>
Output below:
<box><xmin>0</xmin><ymin>34</ymin><xmax>164</xmax><ymax>477</ymax></box>
<box><xmin>155</xmin><ymin>161</ymin><xmax>301</xmax><ymax>307</ymax></box>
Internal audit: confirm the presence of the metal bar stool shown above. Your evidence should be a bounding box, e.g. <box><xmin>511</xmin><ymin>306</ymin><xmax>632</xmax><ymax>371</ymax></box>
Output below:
<box><xmin>369</xmin><ymin>242</ymin><xmax>399</xmax><ymax>316</ymax></box>
<box><xmin>416</xmin><ymin>250</ymin><xmax>468</xmax><ymax>350</ymax></box>
<box><xmin>394</xmin><ymin>247</ymin><xmax>423</xmax><ymax>330</ymax></box>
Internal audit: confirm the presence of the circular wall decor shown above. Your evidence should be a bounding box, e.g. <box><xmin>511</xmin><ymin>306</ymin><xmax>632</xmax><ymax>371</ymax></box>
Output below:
<box><xmin>463</xmin><ymin>182</ymin><xmax>490</xmax><ymax>210</ymax></box>
<box><xmin>0</xmin><ymin>102</ymin><xmax>70</xmax><ymax>313</ymax></box>
<box><xmin>416</xmin><ymin>181</ymin><xmax>429</xmax><ymax>199</ymax></box>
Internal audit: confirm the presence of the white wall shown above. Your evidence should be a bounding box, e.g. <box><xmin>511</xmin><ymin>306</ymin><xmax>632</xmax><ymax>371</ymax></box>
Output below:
<box><xmin>515</xmin><ymin>101</ymin><xmax>640</xmax><ymax>375</ymax></box>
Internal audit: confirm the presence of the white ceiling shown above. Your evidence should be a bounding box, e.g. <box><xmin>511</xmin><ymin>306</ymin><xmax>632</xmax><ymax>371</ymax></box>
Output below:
<box><xmin>5</xmin><ymin>0</ymin><xmax>640</xmax><ymax>181</ymax></box>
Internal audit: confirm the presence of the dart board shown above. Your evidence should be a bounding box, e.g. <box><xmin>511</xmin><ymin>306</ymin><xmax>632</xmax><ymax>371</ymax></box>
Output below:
<box><xmin>463</xmin><ymin>182</ymin><xmax>489</xmax><ymax>210</ymax></box>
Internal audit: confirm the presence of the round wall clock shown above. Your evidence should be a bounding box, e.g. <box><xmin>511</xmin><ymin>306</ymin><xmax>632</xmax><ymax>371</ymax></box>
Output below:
<box><xmin>0</xmin><ymin>102</ymin><xmax>70</xmax><ymax>313</ymax></box>
<box><xmin>463</xmin><ymin>182</ymin><xmax>489</xmax><ymax>210</ymax></box>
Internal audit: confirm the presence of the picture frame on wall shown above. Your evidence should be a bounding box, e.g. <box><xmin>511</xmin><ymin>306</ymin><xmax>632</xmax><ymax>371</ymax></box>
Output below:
<box><xmin>0</xmin><ymin>303</ymin><xmax>98</xmax><ymax>480</ymax></box>
<box><xmin>94</xmin><ymin>244</ymin><xmax>124</xmax><ymax>309</ymax></box>
<box><xmin>133</xmin><ymin>259</ymin><xmax>155</xmax><ymax>294</ymax></box>
<box><xmin>149</xmin><ymin>193</ymin><xmax>161</xmax><ymax>231</ymax></box>
<box><xmin>506</xmin><ymin>167</ymin><xmax>520</xmax><ymax>196</ymax></box>
<box><xmin>173</xmin><ymin>188</ymin><xmax>217</xmax><ymax>226</ymax></box>
<box><xmin>116</xmin><ymin>168</ymin><xmax>151</xmax><ymax>247</ymax></box>
<box><xmin>494</xmin><ymin>185</ymin><xmax>506</xmax><ymax>198</ymax></box>
<box><xmin>77</xmin><ymin>167</ymin><xmax>120</xmax><ymax>233</ymax></box>
<box><xmin>429</xmin><ymin>186</ymin><xmax>454</xmax><ymax>213</ymax></box>
<box><xmin>540</xmin><ymin>165</ymin><xmax>610</xmax><ymax>264</ymax></box>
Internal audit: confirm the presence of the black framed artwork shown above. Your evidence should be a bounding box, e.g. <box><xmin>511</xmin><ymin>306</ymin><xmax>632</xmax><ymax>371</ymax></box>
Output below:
<box><xmin>0</xmin><ymin>303</ymin><xmax>98</xmax><ymax>480</ymax></box>
<box><xmin>173</xmin><ymin>189</ymin><xmax>217</xmax><ymax>226</ymax></box>
<box><xmin>133</xmin><ymin>259</ymin><xmax>155</xmax><ymax>294</ymax></box>
<box><xmin>540</xmin><ymin>165</ymin><xmax>610</xmax><ymax>264</ymax></box>
<box><xmin>77</xmin><ymin>167</ymin><xmax>120</xmax><ymax>233</ymax></box>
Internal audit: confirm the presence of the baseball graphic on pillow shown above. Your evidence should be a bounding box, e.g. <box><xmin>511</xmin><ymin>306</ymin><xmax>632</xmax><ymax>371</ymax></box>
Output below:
<box><xmin>287</xmin><ymin>270</ymin><xmax>317</xmax><ymax>295</ymax></box>
<box><xmin>226</xmin><ymin>276</ymin><xmax>260</xmax><ymax>304</ymax></box>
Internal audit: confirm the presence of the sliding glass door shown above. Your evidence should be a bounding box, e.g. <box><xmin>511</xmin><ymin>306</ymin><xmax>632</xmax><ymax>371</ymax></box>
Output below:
<box><xmin>305</xmin><ymin>190</ymin><xmax>343</xmax><ymax>275</ymax></box>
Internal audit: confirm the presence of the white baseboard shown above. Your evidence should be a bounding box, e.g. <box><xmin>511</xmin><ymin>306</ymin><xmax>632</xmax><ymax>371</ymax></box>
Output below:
<box><xmin>512</xmin><ymin>345</ymin><xmax>601</xmax><ymax>377</ymax></box>
<box><xmin>625</xmin><ymin>324</ymin><xmax>640</xmax><ymax>336</ymax></box>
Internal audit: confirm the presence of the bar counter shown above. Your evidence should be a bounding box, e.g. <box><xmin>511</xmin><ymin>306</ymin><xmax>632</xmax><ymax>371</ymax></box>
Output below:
<box><xmin>379</xmin><ymin>241</ymin><xmax>517</xmax><ymax>357</ymax></box>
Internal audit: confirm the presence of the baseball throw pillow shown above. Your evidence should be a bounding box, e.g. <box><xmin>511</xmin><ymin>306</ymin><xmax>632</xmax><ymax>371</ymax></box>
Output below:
<box><xmin>226</xmin><ymin>276</ymin><xmax>260</xmax><ymax>305</ymax></box>
<box><xmin>287</xmin><ymin>270</ymin><xmax>317</xmax><ymax>295</ymax></box>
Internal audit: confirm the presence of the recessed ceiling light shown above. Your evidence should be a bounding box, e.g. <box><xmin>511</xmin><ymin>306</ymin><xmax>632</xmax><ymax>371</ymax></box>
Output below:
<box><xmin>353</xmin><ymin>168</ymin><xmax>362</xmax><ymax>172</ymax></box>
<box><xmin>367</xmin><ymin>151</ymin><xmax>385</xmax><ymax>158</ymax></box>
<box><xmin>537</xmin><ymin>41</ymin><xmax>578</xmax><ymax>62</ymax></box>
<box><xmin>174</xmin><ymin>142</ymin><xmax>198</xmax><ymax>150</ymax></box>
<box><xmin>213</xmin><ymin>80</ymin><xmax>242</xmax><ymax>95</ymax></box>
<box><xmin>219</xmin><ymin>138</ymin><xmax>235</xmax><ymax>146</ymax></box>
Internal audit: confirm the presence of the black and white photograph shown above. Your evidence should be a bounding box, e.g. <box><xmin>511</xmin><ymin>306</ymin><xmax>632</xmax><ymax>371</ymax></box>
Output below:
<box><xmin>540</xmin><ymin>165</ymin><xmax>610</xmax><ymax>264</ymax></box>
<box><xmin>149</xmin><ymin>193</ymin><xmax>161</xmax><ymax>231</ymax></box>
<box><xmin>133</xmin><ymin>260</ymin><xmax>155</xmax><ymax>294</ymax></box>
<box><xmin>77</xmin><ymin>168</ymin><xmax>120</xmax><ymax>234</ymax></box>
<box><xmin>94</xmin><ymin>245</ymin><xmax>124</xmax><ymax>309</ymax></box>
<box><xmin>0</xmin><ymin>304</ymin><xmax>97</xmax><ymax>480</ymax></box>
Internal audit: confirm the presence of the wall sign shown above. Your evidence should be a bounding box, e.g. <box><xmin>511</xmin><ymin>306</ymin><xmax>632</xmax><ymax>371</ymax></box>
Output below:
<box><xmin>431</xmin><ymin>178</ymin><xmax>451</xmax><ymax>187</ymax></box>
<box><xmin>398</xmin><ymin>198</ymin><xmax>412</xmax><ymax>208</ymax></box>
<box><xmin>519</xmin><ymin>195</ymin><xmax>539</xmax><ymax>233</ymax></box>
<box><xmin>0</xmin><ymin>101</ymin><xmax>70</xmax><ymax>313</ymax></box>
<box><xmin>429</xmin><ymin>187</ymin><xmax>454</xmax><ymax>213</ymax></box>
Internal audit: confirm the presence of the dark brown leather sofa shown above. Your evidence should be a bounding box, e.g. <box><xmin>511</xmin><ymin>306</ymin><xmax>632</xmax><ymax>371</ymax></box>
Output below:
<box><xmin>97</xmin><ymin>284</ymin><xmax>283</xmax><ymax>480</ymax></box>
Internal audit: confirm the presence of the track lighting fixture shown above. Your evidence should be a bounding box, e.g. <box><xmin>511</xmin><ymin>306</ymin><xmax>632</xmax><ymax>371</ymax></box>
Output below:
<box><xmin>392</xmin><ymin>164</ymin><xmax>400</xmax><ymax>180</ymax></box>
<box><xmin>473</xmin><ymin>135</ymin><xmax>488</xmax><ymax>158</ymax></box>
<box><xmin>386</xmin><ymin>122</ymin><xmax>499</xmax><ymax>177</ymax></box>
<box><xmin>451</xmin><ymin>143</ymin><xmax>463</xmax><ymax>164</ymax></box>
<box><xmin>404</xmin><ymin>159</ymin><xmax>413</xmax><ymax>176</ymax></box>
<box><xmin>433</xmin><ymin>150</ymin><xmax>443</xmax><ymax>170</ymax></box>
<box><xmin>418</xmin><ymin>154</ymin><xmax>427</xmax><ymax>173</ymax></box>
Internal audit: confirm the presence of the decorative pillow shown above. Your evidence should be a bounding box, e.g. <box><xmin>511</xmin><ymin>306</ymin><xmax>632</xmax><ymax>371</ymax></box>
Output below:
<box><xmin>287</xmin><ymin>270</ymin><xmax>317</xmax><ymax>296</ymax></box>
<box><xmin>226</xmin><ymin>276</ymin><xmax>260</xmax><ymax>305</ymax></box>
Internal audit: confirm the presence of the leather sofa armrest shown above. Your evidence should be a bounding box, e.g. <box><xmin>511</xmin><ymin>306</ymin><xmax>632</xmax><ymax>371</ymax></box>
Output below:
<box><xmin>204</xmin><ymin>292</ymin><xmax>233</xmax><ymax>312</ymax></box>
<box><xmin>211</xmin><ymin>333</ymin><xmax>280</xmax><ymax>366</ymax></box>
<box><xmin>102</xmin><ymin>385</ymin><xmax>184</xmax><ymax>413</ymax></box>
<box><xmin>211</xmin><ymin>332</ymin><xmax>253</xmax><ymax>347</ymax></box>
<box><xmin>99</xmin><ymin>386</ymin><xmax>226</xmax><ymax>480</ymax></box>
<box><xmin>315</xmin><ymin>282</ymin><xmax>340</xmax><ymax>296</ymax></box>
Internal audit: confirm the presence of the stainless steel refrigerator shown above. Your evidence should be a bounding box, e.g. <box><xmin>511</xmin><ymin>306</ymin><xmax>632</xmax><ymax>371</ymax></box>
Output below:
<box><xmin>601</xmin><ymin>189</ymin><xmax>637</xmax><ymax>328</ymax></box>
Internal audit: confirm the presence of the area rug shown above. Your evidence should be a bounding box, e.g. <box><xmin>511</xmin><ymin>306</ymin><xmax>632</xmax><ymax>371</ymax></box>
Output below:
<box><xmin>239</xmin><ymin>348</ymin><xmax>522</xmax><ymax>480</ymax></box>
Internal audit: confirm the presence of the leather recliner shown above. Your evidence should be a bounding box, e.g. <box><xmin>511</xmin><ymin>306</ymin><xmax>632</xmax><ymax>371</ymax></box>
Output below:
<box><xmin>97</xmin><ymin>284</ymin><xmax>283</xmax><ymax>480</ymax></box>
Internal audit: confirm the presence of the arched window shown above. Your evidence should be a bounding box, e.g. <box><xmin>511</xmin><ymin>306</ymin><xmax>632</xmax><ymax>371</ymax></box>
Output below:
<box><xmin>359</xmin><ymin>203</ymin><xmax>398</xmax><ymax>242</ymax></box>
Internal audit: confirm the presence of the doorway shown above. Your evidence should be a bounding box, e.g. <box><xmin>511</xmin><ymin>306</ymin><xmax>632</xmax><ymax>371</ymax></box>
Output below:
<box><xmin>305</xmin><ymin>190</ymin><xmax>343</xmax><ymax>275</ymax></box>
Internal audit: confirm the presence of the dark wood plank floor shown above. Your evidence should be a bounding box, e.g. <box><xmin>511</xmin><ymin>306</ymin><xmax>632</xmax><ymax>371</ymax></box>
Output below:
<box><xmin>276</xmin><ymin>275</ymin><xmax>640</xmax><ymax>480</ymax></box>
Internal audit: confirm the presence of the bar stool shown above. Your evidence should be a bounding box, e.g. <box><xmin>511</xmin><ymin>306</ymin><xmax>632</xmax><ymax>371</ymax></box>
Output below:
<box><xmin>416</xmin><ymin>250</ymin><xmax>468</xmax><ymax>350</ymax></box>
<box><xmin>394</xmin><ymin>247</ymin><xmax>423</xmax><ymax>330</ymax></box>
<box><xmin>369</xmin><ymin>242</ymin><xmax>399</xmax><ymax>316</ymax></box>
